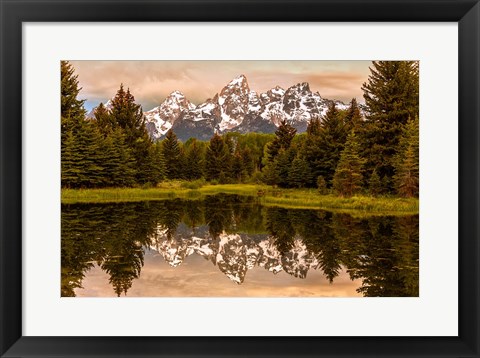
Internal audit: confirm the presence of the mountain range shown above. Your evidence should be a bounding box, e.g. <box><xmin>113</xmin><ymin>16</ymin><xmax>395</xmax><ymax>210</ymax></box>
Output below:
<box><xmin>89</xmin><ymin>75</ymin><xmax>350</xmax><ymax>141</ymax></box>
<box><xmin>149</xmin><ymin>225</ymin><xmax>321</xmax><ymax>285</ymax></box>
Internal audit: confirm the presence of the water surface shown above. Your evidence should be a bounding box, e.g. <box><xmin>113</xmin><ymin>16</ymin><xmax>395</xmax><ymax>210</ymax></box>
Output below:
<box><xmin>61</xmin><ymin>194</ymin><xmax>419</xmax><ymax>297</ymax></box>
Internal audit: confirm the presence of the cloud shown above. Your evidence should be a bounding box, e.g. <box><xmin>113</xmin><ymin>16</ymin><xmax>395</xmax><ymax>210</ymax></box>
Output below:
<box><xmin>70</xmin><ymin>60</ymin><xmax>372</xmax><ymax>111</ymax></box>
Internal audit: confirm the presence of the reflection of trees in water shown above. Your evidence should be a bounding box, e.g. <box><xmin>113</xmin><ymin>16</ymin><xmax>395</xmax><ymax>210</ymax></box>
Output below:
<box><xmin>62</xmin><ymin>202</ymin><xmax>161</xmax><ymax>297</ymax></box>
<box><xmin>333</xmin><ymin>214</ymin><xmax>419</xmax><ymax>297</ymax></box>
<box><xmin>61</xmin><ymin>195</ymin><xmax>419</xmax><ymax>297</ymax></box>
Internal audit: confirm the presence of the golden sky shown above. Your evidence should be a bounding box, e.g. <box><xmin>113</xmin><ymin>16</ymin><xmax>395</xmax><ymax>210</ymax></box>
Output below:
<box><xmin>75</xmin><ymin>251</ymin><xmax>363</xmax><ymax>298</ymax></box>
<box><xmin>70</xmin><ymin>60</ymin><xmax>372</xmax><ymax>112</ymax></box>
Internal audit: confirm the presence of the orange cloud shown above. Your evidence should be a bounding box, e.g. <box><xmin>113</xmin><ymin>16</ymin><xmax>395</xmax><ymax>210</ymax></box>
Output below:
<box><xmin>70</xmin><ymin>60</ymin><xmax>372</xmax><ymax>111</ymax></box>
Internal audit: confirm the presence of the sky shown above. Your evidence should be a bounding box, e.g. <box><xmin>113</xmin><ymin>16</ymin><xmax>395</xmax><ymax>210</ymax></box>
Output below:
<box><xmin>75</xmin><ymin>250</ymin><xmax>362</xmax><ymax>298</ymax></box>
<box><xmin>69</xmin><ymin>60</ymin><xmax>373</xmax><ymax>112</ymax></box>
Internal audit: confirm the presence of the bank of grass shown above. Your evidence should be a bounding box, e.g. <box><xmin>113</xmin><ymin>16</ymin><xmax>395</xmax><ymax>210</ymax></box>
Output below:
<box><xmin>61</xmin><ymin>181</ymin><xmax>418</xmax><ymax>215</ymax></box>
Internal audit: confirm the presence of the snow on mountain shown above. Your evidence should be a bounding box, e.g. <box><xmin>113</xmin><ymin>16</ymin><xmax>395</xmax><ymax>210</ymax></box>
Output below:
<box><xmin>148</xmin><ymin>227</ymin><xmax>320</xmax><ymax>285</ymax></box>
<box><xmin>143</xmin><ymin>90</ymin><xmax>195</xmax><ymax>140</ymax></box>
<box><xmin>88</xmin><ymin>75</ymin><xmax>352</xmax><ymax>141</ymax></box>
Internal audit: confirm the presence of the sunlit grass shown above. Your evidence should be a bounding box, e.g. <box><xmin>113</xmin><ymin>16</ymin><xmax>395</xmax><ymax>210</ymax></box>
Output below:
<box><xmin>61</xmin><ymin>182</ymin><xmax>418</xmax><ymax>215</ymax></box>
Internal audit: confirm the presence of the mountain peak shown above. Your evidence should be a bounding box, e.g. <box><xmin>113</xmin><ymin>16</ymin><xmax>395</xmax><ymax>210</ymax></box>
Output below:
<box><xmin>291</xmin><ymin>82</ymin><xmax>310</xmax><ymax>92</ymax></box>
<box><xmin>168</xmin><ymin>90</ymin><xmax>186</xmax><ymax>99</ymax></box>
<box><xmin>228</xmin><ymin>74</ymin><xmax>248</xmax><ymax>87</ymax></box>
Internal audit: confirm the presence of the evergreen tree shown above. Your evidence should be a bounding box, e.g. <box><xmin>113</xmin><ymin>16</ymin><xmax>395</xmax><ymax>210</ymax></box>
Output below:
<box><xmin>109</xmin><ymin>84</ymin><xmax>152</xmax><ymax>182</ymax></box>
<box><xmin>231</xmin><ymin>151</ymin><xmax>245</xmax><ymax>182</ymax></box>
<box><xmin>306</xmin><ymin>116</ymin><xmax>321</xmax><ymax>136</ymax></box>
<box><xmin>93</xmin><ymin>102</ymin><xmax>113</xmax><ymax>137</ymax></box>
<box><xmin>61</xmin><ymin>61</ymin><xmax>88</xmax><ymax>188</ymax></box>
<box><xmin>300</xmin><ymin>117</ymin><xmax>323</xmax><ymax>186</ymax></box>
<box><xmin>141</xmin><ymin>142</ymin><xmax>166</xmax><ymax>185</ymax></box>
<box><xmin>62</xmin><ymin>122</ymin><xmax>105</xmax><ymax>188</ymax></box>
<box><xmin>205</xmin><ymin>133</ymin><xmax>231</xmax><ymax>181</ymax></box>
<box><xmin>112</xmin><ymin>129</ymin><xmax>136</xmax><ymax>187</ymax></box>
<box><xmin>362</xmin><ymin>61</ymin><xmax>419</xmax><ymax>123</ymax></box>
<box><xmin>360</xmin><ymin>61</ymin><xmax>419</xmax><ymax>189</ymax></box>
<box><xmin>288</xmin><ymin>155</ymin><xmax>311</xmax><ymax>188</ymax></box>
<box><xmin>61</xmin><ymin>129</ymin><xmax>79</xmax><ymax>188</ymax></box>
<box><xmin>162</xmin><ymin>130</ymin><xmax>182</xmax><ymax>179</ymax></box>
<box><xmin>230</xmin><ymin>147</ymin><xmax>255</xmax><ymax>182</ymax></box>
<box><xmin>241</xmin><ymin>148</ymin><xmax>255</xmax><ymax>178</ymax></box>
<box><xmin>315</xmin><ymin>102</ymin><xmax>349</xmax><ymax>186</ymax></box>
<box><xmin>368</xmin><ymin>168</ymin><xmax>382</xmax><ymax>196</ymax></box>
<box><xmin>393</xmin><ymin>118</ymin><xmax>419</xmax><ymax>198</ymax></box>
<box><xmin>333</xmin><ymin>131</ymin><xmax>365</xmax><ymax>197</ymax></box>
<box><xmin>184</xmin><ymin>139</ymin><xmax>204</xmax><ymax>180</ymax></box>
<box><xmin>344</xmin><ymin>98</ymin><xmax>363</xmax><ymax>131</ymax></box>
<box><xmin>61</xmin><ymin>60</ymin><xmax>86</xmax><ymax>135</ymax></box>
<box><xmin>274</xmin><ymin>147</ymin><xmax>296</xmax><ymax>187</ymax></box>
<box><xmin>266</xmin><ymin>120</ymin><xmax>297</xmax><ymax>162</ymax></box>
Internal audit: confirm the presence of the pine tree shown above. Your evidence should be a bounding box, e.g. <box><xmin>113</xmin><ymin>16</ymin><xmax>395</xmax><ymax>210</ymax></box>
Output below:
<box><xmin>344</xmin><ymin>98</ymin><xmax>363</xmax><ymax>131</ymax></box>
<box><xmin>266</xmin><ymin>120</ymin><xmax>297</xmax><ymax>162</ymax></box>
<box><xmin>109</xmin><ymin>84</ymin><xmax>152</xmax><ymax>183</ymax></box>
<box><xmin>61</xmin><ymin>61</ymin><xmax>86</xmax><ymax>135</ymax></box>
<box><xmin>306</xmin><ymin>116</ymin><xmax>321</xmax><ymax>136</ymax></box>
<box><xmin>231</xmin><ymin>151</ymin><xmax>245</xmax><ymax>182</ymax></box>
<box><xmin>274</xmin><ymin>148</ymin><xmax>296</xmax><ymax>187</ymax></box>
<box><xmin>368</xmin><ymin>168</ymin><xmax>382</xmax><ymax>196</ymax></box>
<box><xmin>333</xmin><ymin>131</ymin><xmax>365</xmax><ymax>197</ymax></box>
<box><xmin>362</xmin><ymin>61</ymin><xmax>419</xmax><ymax>123</ymax></box>
<box><xmin>288</xmin><ymin>155</ymin><xmax>311</xmax><ymax>188</ymax></box>
<box><xmin>205</xmin><ymin>133</ymin><xmax>231</xmax><ymax>181</ymax></box>
<box><xmin>360</xmin><ymin>61</ymin><xmax>419</xmax><ymax>189</ymax></box>
<box><xmin>299</xmin><ymin>117</ymin><xmax>323</xmax><ymax>187</ymax></box>
<box><xmin>393</xmin><ymin>118</ymin><xmax>419</xmax><ymax>197</ymax></box>
<box><xmin>149</xmin><ymin>143</ymin><xmax>167</xmax><ymax>185</ymax></box>
<box><xmin>315</xmin><ymin>102</ymin><xmax>349</xmax><ymax>186</ymax></box>
<box><xmin>93</xmin><ymin>102</ymin><xmax>113</xmax><ymax>137</ymax></box>
<box><xmin>61</xmin><ymin>61</ymin><xmax>88</xmax><ymax>188</ymax></box>
<box><xmin>184</xmin><ymin>139</ymin><xmax>204</xmax><ymax>180</ymax></box>
<box><xmin>63</xmin><ymin>122</ymin><xmax>105</xmax><ymax>188</ymax></box>
<box><xmin>111</xmin><ymin>129</ymin><xmax>136</xmax><ymax>187</ymax></box>
<box><xmin>241</xmin><ymin>148</ymin><xmax>255</xmax><ymax>177</ymax></box>
<box><xmin>61</xmin><ymin>129</ymin><xmax>79</xmax><ymax>188</ymax></box>
<box><xmin>162</xmin><ymin>130</ymin><xmax>182</xmax><ymax>180</ymax></box>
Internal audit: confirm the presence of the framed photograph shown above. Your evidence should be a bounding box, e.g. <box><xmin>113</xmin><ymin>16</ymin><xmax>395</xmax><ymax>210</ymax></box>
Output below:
<box><xmin>1</xmin><ymin>0</ymin><xmax>479</xmax><ymax>357</ymax></box>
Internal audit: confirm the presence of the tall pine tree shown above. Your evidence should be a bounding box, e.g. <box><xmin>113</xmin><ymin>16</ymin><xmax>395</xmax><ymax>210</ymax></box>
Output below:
<box><xmin>315</xmin><ymin>102</ymin><xmax>348</xmax><ymax>186</ymax></box>
<box><xmin>333</xmin><ymin>131</ymin><xmax>365</xmax><ymax>197</ymax></box>
<box><xmin>185</xmin><ymin>139</ymin><xmax>204</xmax><ymax>180</ymax></box>
<box><xmin>344</xmin><ymin>98</ymin><xmax>363</xmax><ymax>131</ymax></box>
<box><xmin>360</xmin><ymin>61</ymin><xmax>419</xmax><ymax>191</ymax></box>
<box><xmin>61</xmin><ymin>61</ymin><xmax>86</xmax><ymax>135</ymax></box>
<box><xmin>265</xmin><ymin>120</ymin><xmax>297</xmax><ymax>162</ymax></box>
<box><xmin>393</xmin><ymin>118</ymin><xmax>419</xmax><ymax>198</ymax></box>
<box><xmin>161</xmin><ymin>130</ymin><xmax>182</xmax><ymax>180</ymax></box>
<box><xmin>109</xmin><ymin>84</ymin><xmax>152</xmax><ymax>183</ymax></box>
<box><xmin>205</xmin><ymin>133</ymin><xmax>232</xmax><ymax>181</ymax></box>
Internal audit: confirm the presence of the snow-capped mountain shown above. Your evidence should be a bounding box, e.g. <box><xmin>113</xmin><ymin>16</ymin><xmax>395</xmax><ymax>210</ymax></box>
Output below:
<box><xmin>149</xmin><ymin>228</ymin><xmax>321</xmax><ymax>285</ymax></box>
<box><xmin>90</xmin><ymin>75</ymin><xmax>349</xmax><ymax>141</ymax></box>
<box><xmin>143</xmin><ymin>91</ymin><xmax>196</xmax><ymax>139</ymax></box>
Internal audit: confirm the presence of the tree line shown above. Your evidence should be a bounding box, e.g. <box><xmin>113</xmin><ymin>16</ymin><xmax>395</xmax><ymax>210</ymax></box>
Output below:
<box><xmin>61</xmin><ymin>60</ymin><xmax>419</xmax><ymax>198</ymax></box>
<box><xmin>62</xmin><ymin>197</ymin><xmax>418</xmax><ymax>297</ymax></box>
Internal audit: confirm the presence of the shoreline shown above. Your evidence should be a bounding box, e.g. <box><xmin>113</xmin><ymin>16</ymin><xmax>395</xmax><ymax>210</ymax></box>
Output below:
<box><xmin>61</xmin><ymin>184</ymin><xmax>419</xmax><ymax>216</ymax></box>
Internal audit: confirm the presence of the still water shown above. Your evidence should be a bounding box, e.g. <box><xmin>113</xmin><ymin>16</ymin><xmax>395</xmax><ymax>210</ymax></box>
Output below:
<box><xmin>61</xmin><ymin>194</ymin><xmax>419</xmax><ymax>297</ymax></box>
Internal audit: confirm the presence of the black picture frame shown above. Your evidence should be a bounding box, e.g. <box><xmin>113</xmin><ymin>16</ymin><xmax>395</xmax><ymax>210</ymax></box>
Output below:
<box><xmin>1</xmin><ymin>0</ymin><xmax>479</xmax><ymax>357</ymax></box>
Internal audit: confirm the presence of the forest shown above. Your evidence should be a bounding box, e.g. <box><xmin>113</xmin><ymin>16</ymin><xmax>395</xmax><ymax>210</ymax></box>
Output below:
<box><xmin>61</xmin><ymin>61</ymin><xmax>419</xmax><ymax>198</ymax></box>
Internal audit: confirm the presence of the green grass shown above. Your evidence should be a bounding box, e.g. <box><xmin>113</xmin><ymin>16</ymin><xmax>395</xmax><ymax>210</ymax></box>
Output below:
<box><xmin>61</xmin><ymin>183</ymin><xmax>418</xmax><ymax>215</ymax></box>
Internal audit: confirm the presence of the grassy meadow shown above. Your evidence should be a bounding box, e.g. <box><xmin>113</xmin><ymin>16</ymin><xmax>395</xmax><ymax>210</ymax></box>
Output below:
<box><xmin>61</xmin><ymin>181</ymin><xmax>418</xmax><ymax>216</ymax></box>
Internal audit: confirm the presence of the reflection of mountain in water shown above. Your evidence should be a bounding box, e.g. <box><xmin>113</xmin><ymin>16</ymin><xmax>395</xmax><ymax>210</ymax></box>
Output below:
<box><xmin>61</xmin><ymin>194</ymin><xmax>419</xmax><ymax>297</ymax></box>
<box><xmin>151</xmin><ymin>229</ymin><xmax>318</xmax><ymax>284</ymax></box>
